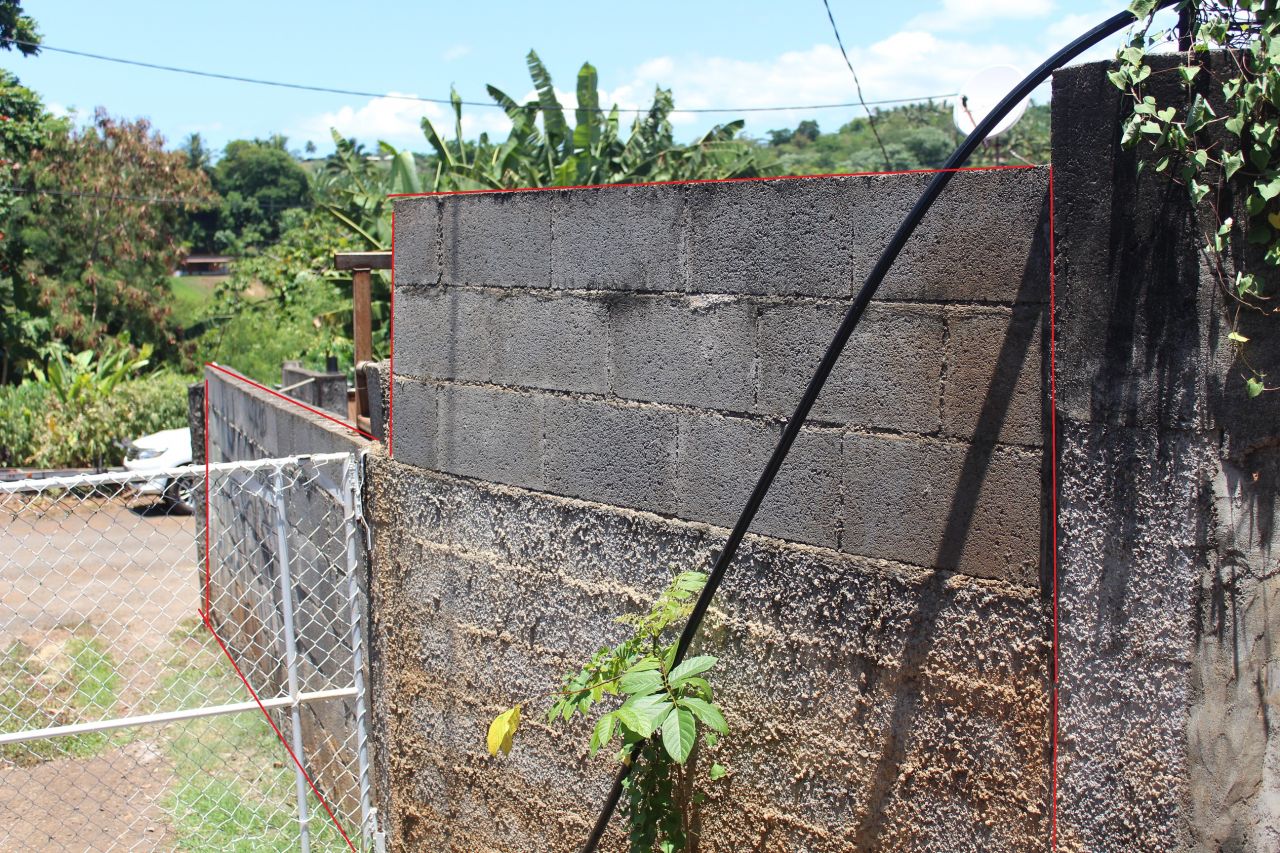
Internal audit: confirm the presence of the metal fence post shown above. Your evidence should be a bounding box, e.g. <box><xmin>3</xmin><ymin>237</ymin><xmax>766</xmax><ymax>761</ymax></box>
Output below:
<box><xmin>341</xmin><ymin>455</ymin><xmax>383</xmax><ymax>853</ymax></box>
<box><xmin>273</xmin><ymin>466</ymin><xmax>312</xmax><ymax>853</ymax></box>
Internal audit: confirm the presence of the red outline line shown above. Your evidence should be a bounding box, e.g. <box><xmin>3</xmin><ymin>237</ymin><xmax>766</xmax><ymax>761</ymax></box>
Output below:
<box><xmin>386</xmin><ymin>163</ymin><xmax>1040</xmax><ymax>199</ymax></box>
<box><xmin>198</xmin><ymin>608</ymin><xmax>358</xmax><ymax>852</ymax></box>
<box><xmin>203</xmin><ymin>378</ymin><xmax>211</xmax><ymax>615</ymax></box>
<box><xmin>1048</xmin><ymin>164</ymin><xmax>1060</xmax><ymax>851</ymax></box>
<box><xmin>205</xmin><ymin>362</ymin><xmax>374</xmax><ymax>441</ymax></box>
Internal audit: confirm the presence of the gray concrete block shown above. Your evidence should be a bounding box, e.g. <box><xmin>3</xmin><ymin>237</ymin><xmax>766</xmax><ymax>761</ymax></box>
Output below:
<box><xmin>542</xmin><ymin>397</ymin><xmax>677</xmax><ymax>511</ymax></box>
<box><xmin>942</xmin><ymin>306</ymin><xmax>1045</xmax><ymax>447</ymax></box>
<box><xmin>388</xmin><ymin>378</ymin><xmax>437</xmax><ymax>470</ymax></box>
<box><xmin>392</xmin><ymin>196</ymin><xmax>440</xmax><ymax>287</ymax></box>
<box><xmin>872</xmin><ymin>168</ymin><xmax>1051</xmax><ymax>304</ymax></box>
<box><xmin>392</xmin><ymin>288</ymin><xmax>493</xmax><ymax>382</ymax></box>
<box><xmin>610</xmin><ymin>296</ymin><xmax>755</xmax><ymax>411</ymax></box>
<box><xmin>550</xmin><ymin>184</ymin><xmax>684</xmax><ymax>291</ymax></box>
<box><xmin>440</xmin><ymin>191</ymin><xmax>550</xmax><ymax>288</ymax></box>
<box><xmin>841</xmin><ymin>432</ymin><xmax>1040</xmax><ymax>585</ymax></box>
<box><xmin>437</xmin><ymin>385</ymin><xmax>543</xmax><ymax>489</ymax></box>
<box><xmin>685</xmin><ymin>177</ymin><xmax>860</xmax><ymax>298</ymax></box>
<box><xmin>677</xmin><ymin>413</ymin><xmax>841</xmax><ymax>548</ymax></box>
<box><xmin>756</xmin><ymin>301</ymin><xmax>945</xmax><ymax>433</ymax></box>
<box><xmin>362</xmin><ymin>361</ymin><xmax>389</xmax><ymax>441</ymax></box>
<box><xmin>489</xmin><ymin>292</ymin><xmax>610</xmax><ymax>393</ymax></box>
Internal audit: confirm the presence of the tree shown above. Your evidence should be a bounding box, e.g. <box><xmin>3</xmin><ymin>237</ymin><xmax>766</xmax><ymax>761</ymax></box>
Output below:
<box><xmin>210</xmin><ymin>138</ymin><xmax>311</xmax><ymax>250</ymax></box>
<box><xmin>0</xmin><ymin>0</ymin><xmax>39</xmax><ymax>56</ymax></box>
<box><xmin>14</xmin><ymin>109</ymin><xmax>216</xmax><ymax>362</ymax></box>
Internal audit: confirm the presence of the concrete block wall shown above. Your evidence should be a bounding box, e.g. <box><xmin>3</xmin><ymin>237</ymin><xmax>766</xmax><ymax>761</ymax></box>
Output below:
<box><xmin>371</xmin><ymin>167</ymin><xmax>1053</xmax><ymax>850</ymax></box>
<box><xmin>389</xmin><ymin>167</ymin><xmax>1050</xmax><ymax>586</ymax></box>
<box><xmin>199</xmin><ymin>366</ymin><xmax>371</xmax><ymax>822</ymax></box>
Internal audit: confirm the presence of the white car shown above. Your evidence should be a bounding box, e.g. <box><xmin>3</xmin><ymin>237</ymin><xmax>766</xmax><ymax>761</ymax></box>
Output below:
<box><xmin>123</xmin><ymin>427</ymin><xmax>195</xmax><ymax>514</ymax></box>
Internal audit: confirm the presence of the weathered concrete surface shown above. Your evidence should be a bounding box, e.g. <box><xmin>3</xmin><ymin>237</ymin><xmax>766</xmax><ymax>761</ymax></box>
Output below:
<box><xmin>196</xmin><ymin>366</ymin><xmax>372</xmax><ymax>824</ymax></box>
<box><xmin>280</xmin><ymin>361</ymin><xmax>349</xmax><ymax>416</ymax></box>
<box><xmin>376</xmin><ymin>166</ymin><xmax>1053</xmax><ymax>850</ymax></box>
<box><xmin>365</xmin><ymin>451</ymin><xmax>1049</xmax><ymax>852</ymax></box>
<box><xmin>1054</xmin><ymin>56</ymin><xmax>1280</xmax><ymax>853</ymax></box>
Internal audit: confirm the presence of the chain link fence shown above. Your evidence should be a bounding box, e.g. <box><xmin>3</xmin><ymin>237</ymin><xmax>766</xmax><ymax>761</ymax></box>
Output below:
<box><xmin>0</xmin><ymin>452</ymin><xmax>380</xmax><ymax>852</ymax></box>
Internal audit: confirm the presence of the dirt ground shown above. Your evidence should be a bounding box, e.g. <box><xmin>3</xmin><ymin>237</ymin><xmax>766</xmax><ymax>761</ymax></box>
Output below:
<box><xmin>0</xmin><ymin>740</ymin><xmax>176</xmax><ymax>852</ymax></box>
<box><xmin>1</xmin><ymin>494</ymin><xmax>200</xmax><ymax>850</ymax></box>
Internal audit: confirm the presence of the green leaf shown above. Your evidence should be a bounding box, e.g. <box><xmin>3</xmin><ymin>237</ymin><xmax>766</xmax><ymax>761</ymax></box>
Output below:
<box><xmin>1179</xmin><ymin>65</ymin><xmax>1201</xmax><ymax>85</ymax></box>
<box><xmin>709</xmin><ymin>763</ymin><xmax>727</xmax><ymax>781</ymax></box>
<box><xmin>1226</xmin><ymin>115</ymin><xmax>1246</xmax><ymax>136</ymax></box>
<box><xmin>1120</xmin><ymin>46</ymin><xmax>1145</xmax><ymax>65</ymax></box>
<box><xmin>1229</xmin><ymin>331</ymin><xmax>1251</xmax><ymax>343</ymax></box>
<box><xmin>1128</xmin><ymin>0</ymin><xmax>1158</xmax><ymax>16</ymax></box>
<box><xmin>589</xmin><ymin>713</ymin><xmax>615</xmax><ymax>756</ymax></box>
<box><xmin>668</xmin><ymin>656</ymin><xmax>717</xmax><ymax>688</ymax></box>
<box><xmin>1247</xmin><ymin>377</ymin><xmax>1265</xmax><ymax>397</ymax></box>
<box><xmin>1223</xmin><ymin>150</ymin><xmax>1245</xmax><ymax>179</ymax></box>
<box><xmin>1258</xmin><ymin>177</ymin><xmax>1280</xmax><ymax>201</ymax></box>
<box><xmin>660</xmin><ymin>705</ymin><xmax>696</xmax><ymax>764</ymax></box>
<box><xmin>1189</xmin><ymin>180</ymin><xmax>1211</xmax><ymax>204</ymax></box>
<box><xmin>1107</xmin><ymin>70</ymin><xmax>1129</xmax><ymax>91</ymax></box>
<box><xmin>616</xmin><ymin>694</ymin><xmax>671</xmax><ymax>738</ymax></box>
<box><xmin>679</xmin><ymin>697</ymin><xmax>728</xmax><ymax>734</ymax></box>
<box><xmin>620</xmin><ymin>668</ymin><xmax>664</xmax><ymax>696</ymax></box>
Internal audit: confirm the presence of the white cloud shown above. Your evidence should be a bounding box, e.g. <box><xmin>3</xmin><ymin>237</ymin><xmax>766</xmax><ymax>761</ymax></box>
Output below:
<box><xmin>442</xmin><ymin>44</ymin><xmax>471</xmax><ymax>62</ymax></box>
<box><xmin>290</xmin><ymin>91</ymin><xmax>512</xmax><ymax>151</ymax></box>
<box><xmin>908</xmin><ymin>0</ymin><xmax>1056</xmax><ymax>32</ymax></box>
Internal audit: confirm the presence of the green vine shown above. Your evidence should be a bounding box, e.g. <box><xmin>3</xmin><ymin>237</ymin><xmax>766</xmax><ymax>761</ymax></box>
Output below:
<box><xmin>1116</xmin><ymin>0</ymin><xmax>1280</xmax><ymax>396</ymax></box>
<box><xmin>487</xmin><ymin>570</ymin><xmax>729</xmax><ymax>852</ymax></box>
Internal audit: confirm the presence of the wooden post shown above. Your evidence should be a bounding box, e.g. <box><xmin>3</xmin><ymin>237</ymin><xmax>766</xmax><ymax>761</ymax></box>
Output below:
<box><xmin>333</xmin><ymin>251</ymin><xmax>392</xmax><ymax>431</ymax></box>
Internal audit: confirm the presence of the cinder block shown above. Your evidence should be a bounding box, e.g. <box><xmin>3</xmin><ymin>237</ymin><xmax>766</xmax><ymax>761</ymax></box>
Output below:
<box><xmin>389</xmin><ymin>378</ymin><xmax>437</xmax><ymax>469</ymax></box>
<box><xmin>392</xmin><ymin>196</ymin><xmax>441</xmax><ymax>287</ymax></box>
<box><xmin>437</xmin><ymin>385</ymin><xmax>543</xmax><ymax>489</ymax></box>
<box><xmin>550</xmin><ymin>184</ymin><xmax>684</xmax><ymax>291</ymax></box>
<box><xmin>677</xmin><ymin>413</ymin><xmax>841</xmax><ymax>548</ymax></box>
<box><xmin>611</xmin><ymin>296</ymin><xmax>755</xmax><ymax>411</ymax></box>
<box><xmin>756</xmin><ymin>301</ymin><xmax>945</xmax><ymax>433</ymax></box>
<box><xmin>841</xmin><ymin>432</ymin><xmax>1040</xmax><ymax>585</ymax></box>
<box><xmin>542</xmin><ymin>397</ymin><xmax>678</xmax><ymax>511</ymax></box>
<box><xmin>942</xmin><ymin>306</ymin><xmax>1045</xmax><ymax>447</ymax></box>
<box><xmin>489</xmin><ymin>292</ymin><xmax>610</xmax><ymax>394</ymax></box>
<box><xmin>686</xmin><ymin>177</ymin><xmax>868</xmax><ymax>298</ymax></box>
<box><xmin>872</xmin><ymin>168</ymin><xmax>1050</xmax><ymax>304</ymax></box>
<box><xmin>440</xmin><ymin>191</ymin><xmax>550</xmax><ymax>288</ymax></box>
<box><xmin>392</xmin><ymin>288</ymin><xmax>493</xmax><ymax>382</ymax></box>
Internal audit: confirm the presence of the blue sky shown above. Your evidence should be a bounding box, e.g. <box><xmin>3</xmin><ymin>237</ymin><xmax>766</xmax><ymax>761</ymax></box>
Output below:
<box><xmin>6</xmin><ymin>1</ymin><xmax>1174</xmax><ymax>155</ymax></box>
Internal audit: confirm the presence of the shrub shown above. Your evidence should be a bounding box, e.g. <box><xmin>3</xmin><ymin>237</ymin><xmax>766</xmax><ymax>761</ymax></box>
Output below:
<box><xmin>2</xmin><ymin>372</ymin><xmax>193</xmax><ymax>469</ymax></box>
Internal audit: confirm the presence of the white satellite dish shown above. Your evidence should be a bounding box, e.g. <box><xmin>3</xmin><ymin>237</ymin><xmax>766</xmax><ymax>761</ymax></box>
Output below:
<box><xmin>953</xmin><ymin>65</ymin><xmax>1029</xmax><ymax>139</ymax></box>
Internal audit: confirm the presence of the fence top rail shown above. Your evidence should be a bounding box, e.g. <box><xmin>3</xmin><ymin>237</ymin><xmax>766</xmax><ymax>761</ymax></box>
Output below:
<box><xmin>0</xmin><ymin>452</ymin><xmax>354</xmax><ymax>494</ymax></box>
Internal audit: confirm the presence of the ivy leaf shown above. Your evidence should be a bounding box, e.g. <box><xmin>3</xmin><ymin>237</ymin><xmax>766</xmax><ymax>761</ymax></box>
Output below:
<box><xmin>1120</xmin><ymin>46</ymin><xmax>1145</xmax><ymax>65</ymax></box>
<box><xmin>1179</xmin><ymin>65</ymin><xmax>1201</xmax><ymax>85</ymax></box>
<box><xmin>660</xmin><ymin>705</ymin><xmax>697</xmax><ymax>764</ymax></box>
<box><xmin>1189</xmin><ymin>180</ymin><xmax>1211</xmax><ymax>204</ymax></box>
<box><xmin>1259</xmin><ymin>177</ymin><xmax>1280</xmax><ymax>201</ymax></box>
<box><xmin>1226</xmin><ymin>114</ymin><xmax>1247</xmax><ymax>136</ymax></box>
<box><xmin>1223</xmin><ymin>150</ymin><xmax>1245</xmax><ymax>179</ymax></box>
<box><xmin>668</xmin><ymin>656</ymin><xmax>717</xmax><ymax>689</ymax></box>
<box><xmin>487</xmin><ymin>705</ymin><xmax>521</xmax><ymax>757</ymax></box>
<box><xmin>1107</xmin><ymin>70</ymin><xmax>1129</xmax><ymax>91</ymax></box>
<box><xmin>709</xmin><ymin>763</ymin><xmax>728</xmax><ymax>781</ymax></box>
<box><xmin>679</xmin><ymin>697</ymin><xmax>729</xmax><ymax>735</ymax></box>
<box><xmin>1229</xmin><ymin>331</ymin><xmax>1251</xmax><ymax>343</ymax></box>
<box><xmin>1247</xmin><ymin>377</ymin><xmax>1265</xmax><ymax>397</ymax></box>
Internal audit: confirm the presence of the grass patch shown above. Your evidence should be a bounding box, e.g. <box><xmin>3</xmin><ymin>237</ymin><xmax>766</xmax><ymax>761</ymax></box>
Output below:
<box><xmin>169</xmin><ymin>275</ymin><xmax>225</xmax><ymax>327</ymax></box>
<box><xmin>159</xmin><ymin>619</ymin><xmax>354</xmax><ymax>852</ymax></box>
<box><xmin>0</xmin><ymin>633</ymin><xmax>123</xmax><ymax>766</ymax></box>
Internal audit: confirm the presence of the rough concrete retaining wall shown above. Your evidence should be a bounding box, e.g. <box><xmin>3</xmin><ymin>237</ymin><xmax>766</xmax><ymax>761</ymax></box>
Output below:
<box><xmin>372</xmin><ymin>166</ymin><xmax>1053</xmax><ymax>850</ymax></box>
<box><xmin>199</xmin><ymin>367</ymin><xmax>372</xmax><ymax>822</ymax></box>
<box><xmin>1054</xmin><ymin>57</ymin><xmax>1280</xmax><ymax>853</ymax></box>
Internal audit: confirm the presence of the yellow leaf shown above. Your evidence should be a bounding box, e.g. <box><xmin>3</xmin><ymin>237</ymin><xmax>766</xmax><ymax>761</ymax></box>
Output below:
<box><xmin>487</xmin><ymin>705</ymin><xmax>521</xmax><ymax>756</ymax></box>
<box><xmin>1270</xmin><ymin>212</ymin><xmax>1280</xmax><ymax>230</ymax></box>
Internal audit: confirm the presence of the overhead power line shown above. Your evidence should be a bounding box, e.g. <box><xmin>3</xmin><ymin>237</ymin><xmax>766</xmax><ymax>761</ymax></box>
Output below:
<box><xmin>0</xmin><ymin>37</ymin><xmax>957</xmax><ymax>117</ymax></box>
<box><xmin>821</xmin><ymin>0</ymin><xmax>892</xmax><ymax>170</ymax></box>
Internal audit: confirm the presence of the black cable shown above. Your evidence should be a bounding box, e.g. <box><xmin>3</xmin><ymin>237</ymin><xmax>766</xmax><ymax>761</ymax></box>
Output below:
<box><xmin>578</xmin><ymin>3</ymin><xmax>1173</xmax><ymax>850</ymax></box>
<box><xmin>822</xmin><ymin>0</ymin><xmax>892</xmax><ymax>170</ymax></box>
<box><xmin>0</xmin><ymin>36</ymin><xmax>956</xmax><ymax>116</ymax></box>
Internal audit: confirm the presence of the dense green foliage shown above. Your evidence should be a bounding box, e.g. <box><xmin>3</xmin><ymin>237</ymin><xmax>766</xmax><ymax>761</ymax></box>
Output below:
<box><xmin>1117</xmin><ymin>0</ymin><xmax>1278</xmax><ymax>396</ymax></box>
<box><xmin>489</xmin><ymin>571</ymin><xmax>729</xmax><ymax>852</ymax></box>
<box><xmin>761</xmin><ymin>100</ymin><xmax>1051</xmax><ymax>174</ymax></box>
